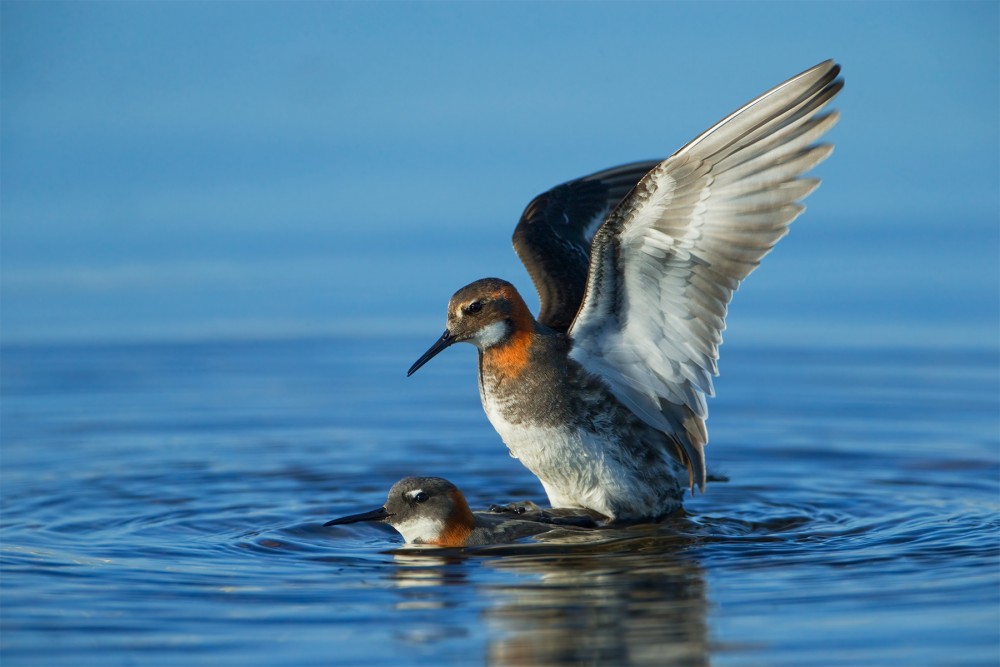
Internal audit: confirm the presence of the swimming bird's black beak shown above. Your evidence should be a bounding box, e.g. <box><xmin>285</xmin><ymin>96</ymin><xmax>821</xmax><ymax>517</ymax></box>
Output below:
<box><xmin>407</xmin><ymin>330</ymin><xmax>454</xmax><ymax>376</ymax></box>
<box><xmin>324</xmin><ymin>507</ymin><xmax>390</xmax><ymax>526</ymax></box>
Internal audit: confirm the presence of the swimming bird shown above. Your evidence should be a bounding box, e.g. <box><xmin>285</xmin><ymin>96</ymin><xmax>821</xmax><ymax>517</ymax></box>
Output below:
<box><xmin>323</xmin><ymin>476</ymin><xmax>593</xmax><ymax>546</ymax></box>
<box><xmin>407</xmin><ymin>61</ymin><xmax>843</xmax><ymax>522</ymax></box>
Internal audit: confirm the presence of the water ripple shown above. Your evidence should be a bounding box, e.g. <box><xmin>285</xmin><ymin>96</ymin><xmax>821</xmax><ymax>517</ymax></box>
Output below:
<box><xmin>2</xmin><ymin>338</ymin><xmax>997</xmax><ymax>666</ymax></box>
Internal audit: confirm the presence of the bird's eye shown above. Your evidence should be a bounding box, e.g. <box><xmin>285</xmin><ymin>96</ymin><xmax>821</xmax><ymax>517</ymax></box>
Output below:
<box><xmin>466</xmin><ymin>301</ymin><xmax>483</xmax><ymax>314</ymax></box>
<box><xmin>414</xmin><ymin>491</ymin><xmax>429</xmax><ymax>503</ymax></box>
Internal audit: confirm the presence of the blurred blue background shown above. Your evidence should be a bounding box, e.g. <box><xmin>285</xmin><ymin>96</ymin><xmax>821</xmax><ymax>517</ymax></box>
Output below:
<box><xmin>3</xmin><ymin>1</ymin><xmax>998</xmax><ymax>346</ymax></box>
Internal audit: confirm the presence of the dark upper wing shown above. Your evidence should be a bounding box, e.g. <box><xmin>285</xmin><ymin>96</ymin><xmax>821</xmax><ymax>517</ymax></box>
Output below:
<box><xmin>512</xmin><ymin>161</ymin><xmax>661</xmax><ymax>332</ymax></box>
<box><xmin>568</xmin><ymin>60</ymin><xmax>843</xmax><ymax>490</ymax></box>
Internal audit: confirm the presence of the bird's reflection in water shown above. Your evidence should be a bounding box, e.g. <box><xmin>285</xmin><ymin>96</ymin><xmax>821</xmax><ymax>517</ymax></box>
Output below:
<box><xmin>388</xmin><ymin>549</ymin><xmax>465</xmax><ymax>604</ymax></box>
<box><xmin>384</xmin><ymin>522</ymin><xmax>709</xmax><ymax>667</ymax></box>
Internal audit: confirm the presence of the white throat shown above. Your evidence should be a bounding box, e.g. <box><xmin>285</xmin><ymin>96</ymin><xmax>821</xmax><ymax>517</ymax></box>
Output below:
<box><xmin>472</xmin><ymin>320</ymin><xmax>510</xmax><ymax>350</ymax></box>
<box><xmin>392</xmin><ymin>516</ymin><xmax>445</xmax><ymax>544</ymax></box>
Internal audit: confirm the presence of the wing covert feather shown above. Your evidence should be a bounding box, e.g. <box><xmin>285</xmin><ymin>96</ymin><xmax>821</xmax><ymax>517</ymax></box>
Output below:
<box><xmin>512</xmin><ymin>161</ymin><xmax>661</xmax><ymax>332</ymax></box>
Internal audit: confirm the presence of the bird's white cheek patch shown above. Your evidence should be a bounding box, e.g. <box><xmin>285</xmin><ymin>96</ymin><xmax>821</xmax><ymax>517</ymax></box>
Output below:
<box><xmin>473</xmin><ymin>321</ymin><xmax>509</xmax><ymax>349</ymax></box>
<box><xmin>394</xmin><ymin>517</ymin><xmax>445</xmax><ymax>544</ymax></box>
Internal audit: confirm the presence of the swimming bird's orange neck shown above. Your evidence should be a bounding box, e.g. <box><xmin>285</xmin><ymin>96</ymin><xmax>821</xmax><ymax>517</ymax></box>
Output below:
<box><xmin>429</xmin><ymin>490</ymin><xmax>476</xmax><ymax>547</ymax></box>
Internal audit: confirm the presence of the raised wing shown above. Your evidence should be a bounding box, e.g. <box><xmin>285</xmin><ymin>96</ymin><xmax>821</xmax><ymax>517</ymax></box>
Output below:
<box><xmin>513</xmin><ymin>161</ymin><xmax>661</xmax><ymax>332</ymax></box>
<box><xmin>568</xmin><ymin>60</ymin><xmax>843</xmax><ymax>490</ymax></box>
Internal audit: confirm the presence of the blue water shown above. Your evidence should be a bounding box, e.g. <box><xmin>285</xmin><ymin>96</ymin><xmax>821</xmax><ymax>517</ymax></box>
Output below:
<box><xmin>2</xmin><ymin>334</ymin><xmax>997</xmax><ymax>666</ymax></box>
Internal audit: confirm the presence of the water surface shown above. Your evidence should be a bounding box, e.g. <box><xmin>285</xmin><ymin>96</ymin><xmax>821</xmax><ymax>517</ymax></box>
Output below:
<box><xmin>2</xmin><ymin>336</ymin><xmax>997</xmax><ymax>666</ymax></box>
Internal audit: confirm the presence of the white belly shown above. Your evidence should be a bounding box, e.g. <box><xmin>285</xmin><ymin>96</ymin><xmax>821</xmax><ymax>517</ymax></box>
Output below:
<box><xmin>481</xmin><ymin>391</ymin><xmax>624</xmax><ymax>518</ymax></box>
<box><xmin>478</xmin><ymin>374</ymin><xmax>684</xmax><ymax>521</ymax></box>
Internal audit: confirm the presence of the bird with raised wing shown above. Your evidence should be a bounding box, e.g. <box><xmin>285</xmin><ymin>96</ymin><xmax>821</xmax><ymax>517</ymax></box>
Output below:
<box><xmin>407</xmin><ymin>61</ymin><xmax>843</xmax><ymax>522</ymax></box>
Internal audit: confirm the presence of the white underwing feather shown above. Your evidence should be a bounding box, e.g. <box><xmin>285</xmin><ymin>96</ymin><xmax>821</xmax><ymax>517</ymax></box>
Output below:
<box><xmin>568</xmin><ymin>61</ymin><xmax>842</xmax><ymax>490</ymax></box>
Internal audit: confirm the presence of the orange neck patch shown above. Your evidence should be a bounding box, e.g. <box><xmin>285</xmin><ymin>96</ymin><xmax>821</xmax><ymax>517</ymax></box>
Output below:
<box><xmin>430</xmin><ymin>490</ymin><xmax>475</xmax><ymax>547</ymax></box>
<box><xmin>482</xmin><ymin>288</ymin><xmax>536</xmax><ymax>379</ymax></box>
<box><xmin>484</xmin><ymin>327</ymin><xmax>533</xmax><ymax>379</ymax></box>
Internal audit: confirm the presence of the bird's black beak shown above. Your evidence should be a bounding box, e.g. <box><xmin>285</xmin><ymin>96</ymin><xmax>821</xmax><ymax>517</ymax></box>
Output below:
<box><xmin>407</xmin><ymin>330</ymin><xmax>455</xmax><ymax>376</ymax></box>
<box><xmin>324</xmin><ymin>507</ymin><xmax>390</xmax><ymax>527</ymax></box>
